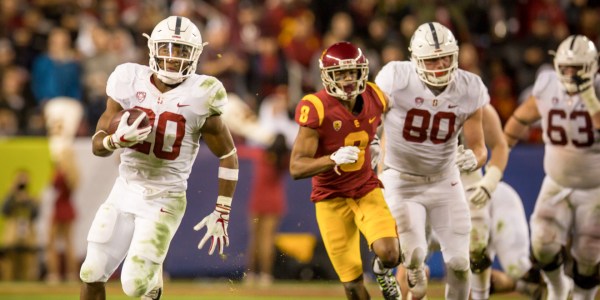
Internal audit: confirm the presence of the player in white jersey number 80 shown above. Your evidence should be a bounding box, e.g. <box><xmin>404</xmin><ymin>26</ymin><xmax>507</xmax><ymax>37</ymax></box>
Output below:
<box><xmin>81</xmin><ymin>16</ymin><xmax>239</xmax><ymax>300</ymax></box>
<box><xmin>375</xmin><ymin>21</ymin><xmax>488</xmax><ymax>300</ymax></box>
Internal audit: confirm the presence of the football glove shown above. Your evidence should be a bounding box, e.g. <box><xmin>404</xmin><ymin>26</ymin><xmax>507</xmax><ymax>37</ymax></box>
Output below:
<box><xmin>467</xmin><ymin>165</ymin><xmax>503</xmax><ymax>208</ymax></box>
<box><xmin>330</xmin><ymin>146</ymin><xmax>360</xmax><ymax>165</ymax></box>
<box><xmin>456</xmin><ymin>145</ymin><xmax>478</xmax><ymax>172</ymax></box>
<box><xmin>109</xmin><ymin>111</ymin><xmax>151</xmax><ymax>149</ymax></box>
<box><xmin>369</xmin><ymin>136</ymin><xmax>381</xmax><ymax>169</ymax></box>
<box><xmin>575</xmin><ymin>75</ymin><xmax>600</xmax><ymax>116</ymax></box>
<box><xmin>194</xmin><ymin>204</ymin><xmax>230</xmax><ymax>255</ymax></box>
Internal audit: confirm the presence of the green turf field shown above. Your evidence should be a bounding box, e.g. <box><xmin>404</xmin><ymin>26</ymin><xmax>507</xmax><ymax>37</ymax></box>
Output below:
<box><xmin>0</xmin><ymin>279</ymin><xmax>532</xmax><ymax>300</ymax></box>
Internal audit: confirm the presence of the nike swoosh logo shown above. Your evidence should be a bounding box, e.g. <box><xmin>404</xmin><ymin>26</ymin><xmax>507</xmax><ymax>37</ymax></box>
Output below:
<box><xmin>119</xmin><ymin>136</ymin><xmax>133</xmax><ymax>143</ymax></box>
<box><xmin>177</xmin><ymin>103</ymin><xmax>190</xmax><ymax>107</ymax></box>
<box><xmin>160</xmin><ymin>208</ymin><xmax>174</xmax><ymax>215</ymax></box>
<box><xmin>448</xmin><ymin>104</ymin><xmax>458</xmax><ymax>108</ymax></box>
<box><xmin>368</xmin><ymin>117</ymin><xmax>377</xmax><ymax>124</ymax></box>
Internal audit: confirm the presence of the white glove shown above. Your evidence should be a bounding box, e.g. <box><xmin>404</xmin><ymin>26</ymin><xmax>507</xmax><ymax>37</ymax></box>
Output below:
<box><xmin>456</xmin><ymin>145</ymin><xmax>478</xmax><ymax>172</ymax></box>
<box><xmin>578</xmin><ymin>80</ymin><xmax>600</xmax><ymax>116</ymax></box>
<box><xmin>330</xmin><ymin>146</ymin><xmax>360</xmax><ymax>165</ymax></box>
<box><xmin>110</xmin><ymin>111</ymin><xmax>151</xmax><ymax>149</ymax></box>
<box><xmin>467</xmin><ymin>165</ymin><xmax>503</xmax><ymax>208</ymax></box>
<box><xmin>194</xmin><ymin>205</ymin><xmax>230</xmax><ymax>255</ymax></box>
<box><xmin>369</xmin><ymin>136</ymin><xmax>381</xmax><ymax>169</ymax></box>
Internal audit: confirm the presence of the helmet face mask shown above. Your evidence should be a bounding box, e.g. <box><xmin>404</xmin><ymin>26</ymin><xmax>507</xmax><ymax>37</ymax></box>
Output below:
<box><xmin>551</xmin><ymin>35</ymin><xmax>598</xmax><ymax>93</ymax></box>
<box><xmin>144</xmin><ymin>16</ymin><xmax>207</xmax><ymax>85</ymax></box>
<box><xmin>409</xmin><ymin>22</ymin><xmax>459</xmax><ymax>87</ymax></box>
<box><xmin>319</xmin><ymin>42</ymin><xmax>369</xmax><ymax>101</ymax></box>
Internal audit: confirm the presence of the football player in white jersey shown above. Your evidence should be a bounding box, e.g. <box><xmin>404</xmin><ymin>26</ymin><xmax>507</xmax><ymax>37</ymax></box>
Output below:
<box><xmin>504</xmin><ymin>34</ymin><xmax>600</xmax><ymax>300</ymax></box>
<box><xmin>462</xmin><ymin>104</ymin><xmax>540</xmax><ymax>300</ymax></box>
<box><xmin>80</xmin><ymin>16</ymin><xmax>239</xmax><ymax>300</ymax></box>
<box><xmin>394</xmin><ymin>104</ymin><xmax>542</xmax><ymax>300</ymax></box>
<box><xmin>375</xmin><ymin>22</ymin><xmax>488</xmax><ymax>300</ymax></box>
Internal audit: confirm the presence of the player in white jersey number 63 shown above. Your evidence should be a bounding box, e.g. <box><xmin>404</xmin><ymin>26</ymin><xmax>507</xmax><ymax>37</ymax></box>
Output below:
<box><xmin>80</xmin><ymin>16</ymin><xmax>239</xmax><ymax>300</ymax></box>
<box><xmin>504</xmin><ymin>34</ymin><xmax>600</xmax><ymax>300</ymax></box>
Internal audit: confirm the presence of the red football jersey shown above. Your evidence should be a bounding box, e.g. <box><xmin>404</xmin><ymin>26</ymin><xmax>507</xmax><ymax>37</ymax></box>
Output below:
<box><xmin>294</xmin><ymin>82</ymin><xmax>387</xmax><ymax>202</ymax></box>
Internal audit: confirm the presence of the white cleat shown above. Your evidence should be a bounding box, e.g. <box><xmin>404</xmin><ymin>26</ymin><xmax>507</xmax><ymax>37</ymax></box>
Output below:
<box><xmin>407</xmin><ymin>267</ymin><xmax>428</xmax><ymax>299</ymax></box>
<box><xmin>141</xmin><ymin>267</ymin><xmax>163</xmax><ymax>300</ymax></box>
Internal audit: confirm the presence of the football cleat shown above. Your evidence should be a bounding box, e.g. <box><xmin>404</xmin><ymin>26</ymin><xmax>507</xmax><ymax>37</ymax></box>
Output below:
<box><xmin>141</xmin><ymin>267</ymin><xmax>163</xmax><ymax>300</ymax></box>
<box><xmin>372</xmin><ymin>257</ymin><xmax>402</xmax><ymax>300</ymax></box>
<box><xmin>407</xmin><ymin>266</ymin><xmax>428</xmax><ymax>299</ymax></box>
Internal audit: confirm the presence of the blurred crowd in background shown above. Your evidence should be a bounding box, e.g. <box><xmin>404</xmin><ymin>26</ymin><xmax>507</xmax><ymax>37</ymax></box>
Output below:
<box><xmin>0</xmin><ymin>0</ymin><xmax>599</xmax><ymax>143</ymax></box>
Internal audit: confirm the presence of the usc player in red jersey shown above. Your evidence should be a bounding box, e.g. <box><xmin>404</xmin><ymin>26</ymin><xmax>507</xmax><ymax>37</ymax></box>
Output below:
<box><xmin>289</xmin><ymin>41</ymin><xmax>402</xmax><ymax>300</ymax></box>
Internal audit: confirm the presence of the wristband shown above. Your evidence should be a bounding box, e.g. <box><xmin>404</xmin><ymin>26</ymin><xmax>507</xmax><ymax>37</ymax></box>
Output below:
<box><xmin>216</xmin><ymin>195</ymin><xmax>233</xmax><ymax>207</ymax></box>
<box><xmin>102</xmin><ymin>135</ymin><xmax>117</xmax><ymax>151</ymax></box>
<box><xmin>92</xmin><ymin>130</ymin><xmax>108</xmax><ymax>140</ymax></box>
<box><xmin>483</xmin><ymin>165</ymin><xmax>503</xmax><ymax>185</ymax></box>
<box><xmin>219</xmin><ymin>148</ymin><xmax>237</xmax><ymax>160</ymax></box>
<box><xmin>218</xmin><ymin>167</ymin><xmax>239</xmax><ymax>181</ymax></box>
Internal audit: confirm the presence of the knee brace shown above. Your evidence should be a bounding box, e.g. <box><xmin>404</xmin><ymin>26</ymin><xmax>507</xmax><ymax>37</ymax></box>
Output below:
<box><xmin>470</xmin><ymin>248</ymin><xmax>492</xmax><ymax>274</ymax></box>
<box><xmin>448</xmin><ymin>256</ymin><xmax>470</xmax><ymax>273</ymax></box>
<box><xmin>121</xmin><ymin>277</ymin><xmax>150</xmax><ymax>297</ymax></box>
<box><xmin>79</xmin><ymin>248</ymin><xmax>110</xmax><ymax>283</ymax></box>
<box><xmin>537</xmin><ymin>247</ymin><xmax>566</xmax><ymax>272</ymax></box>
<box><xmin>121</xmin><ymin>256</ymin><xmax>161</xmax><ymax>297</ymax></box>
<box><xmin>573</xmin><ymin>262</ymin><xmax>600</xmax><ymax>290</ymax></box>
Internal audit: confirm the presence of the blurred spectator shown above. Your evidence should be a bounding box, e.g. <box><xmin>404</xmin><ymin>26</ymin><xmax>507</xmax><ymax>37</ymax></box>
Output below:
<box><xmin>0</xmin><ymin>108</ymin><xmax>19</xmax><ymax>136</ymax></box>
<box><xmin>42</xmin><ymin>96</ymin><xmax>82</xmax><ymax>283</ymax></box>
<box><xmin>199</xmin><ymin>17</ymin><xmax>249</xmax><ymax>103</ymax></box>
<box><xmin>17</xmin><ymin>9</ymin><xmax>51</xmax><ymax>69</ymax></box>
<box><xmin>244</xmin><ymin>86</ymin><xmax>297</xmax><ymax>288</ymax></box>
<box><xmin>0</xmin><ymin>0</ymin><xmax>23</xmax><ymax>39</ymax></box>
<box><xmin>81</xmin><ymin>25</ymin><xmax>123</xmax><ymax>132</ymax></box>
<box><xmin>1</xmin><ymin>169</ymin><xmax>39</xmax><ymax>281</ymax></box>
<box><xmin>0</xmin><ymin>66</ymin><xmax>36</xmax><ymax>133</ymax></box>
<box><xmin>31</xmin><ymin>27</ymin><xmax>83</xmax><ymax>106</ymax></box>
<box><xmin>246</xmin><ymin>34</ymin><xmax>289</xmax><ymax>110</ymax></box>
<box><xmin>279</xmin><ymin>9</ymin><xmax>321</xmax><ymax>104</ymax></box>
<box><xmin>458</xmin><ymin>42</ymin><xmax>482</xmax><ymax>76</ymax></box>
<box><xmin>44</xmin><ymin>146</ymin><xmax>79</xmax><ymax>283</ymax></box>
<box><xmin>488</xmin><ymin>58</ymin><xmax>518</xmax><ymax>125</ymax></box>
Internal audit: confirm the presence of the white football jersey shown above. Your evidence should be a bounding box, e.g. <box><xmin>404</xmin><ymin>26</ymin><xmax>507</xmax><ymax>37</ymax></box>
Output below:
<box><xmin>532</xmin><ymin>70</ymin><xmax>600</xmax><ymax>188</ymax></box>
<box><xmin>106</xmin><ymin>63</ymin><xmax>228</xmax><ymax>193</ymax></box>
<box><xmin>375</xmin><ymin>61</ymin><xmax>489</xmax><ymax>175</ymax></box>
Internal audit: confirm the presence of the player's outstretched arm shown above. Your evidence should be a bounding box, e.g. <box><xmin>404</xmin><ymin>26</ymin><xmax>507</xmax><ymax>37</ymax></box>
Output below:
<box><xmin>503</xmin><ymin>95</ymin><xmax>541</xmax><ymax>148</ymax></box>
<box><xmin>195</xmin><ymin>115</ymin><xmax>238</xmax><ymax>255</ymax></box>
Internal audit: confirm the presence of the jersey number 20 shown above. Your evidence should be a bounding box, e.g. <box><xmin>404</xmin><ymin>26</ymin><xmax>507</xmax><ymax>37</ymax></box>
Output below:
<box><xmin>131</xmin><ymin>107</ymin><xmax>185</xmax><ymax>160</ymax></box>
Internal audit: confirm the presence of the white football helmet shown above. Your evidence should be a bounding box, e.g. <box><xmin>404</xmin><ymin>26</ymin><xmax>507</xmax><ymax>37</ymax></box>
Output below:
<box><xmin>551</xmin><ymin>35</ymin><xmax>598</xmax><ymax>93</ymax></box>
<box><xmin>409</xmin><ymin>22</ymin><xmax>459</xmax><ymax>87</ymax></box>
<box><xmin>144</xmin><ymin>16</ymin><xmax>207</xmax><ymax>85</ymax></box>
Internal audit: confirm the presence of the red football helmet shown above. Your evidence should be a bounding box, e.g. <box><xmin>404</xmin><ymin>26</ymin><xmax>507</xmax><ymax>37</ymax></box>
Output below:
<box><xmin>319</xmin><ymin>42</ymin><xmax>369</xmax><ymax>100</ymax></box>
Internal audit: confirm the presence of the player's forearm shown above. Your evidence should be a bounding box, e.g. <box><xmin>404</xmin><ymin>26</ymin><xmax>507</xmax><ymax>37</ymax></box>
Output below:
<box><xmin>289</xmin><ymin>156</ymin><xmax>336</xmax><ymax>179</ymax></box>
<box><xmin>217</xmin><ymin>153</ymin><xmax>238</xmax><ymax>199</ymax></box>
<box><xmin>503</xmin><ymin>117</ymin><xmax>529</xmax><ymax>148</ymax></box>
<box><xmin>473</xmin><ymin>145</ymin><xmax>488</xmax><ymax>169</ymax></box>
<box><xmin>91</xmin><ymin>130</ymin><xmax>114</xmax><ymax>157</ymax></box>
<box><xmin>487</xmin><ymin>143</ymin><xmax>509</xmax><ymax>173</ymax></box>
